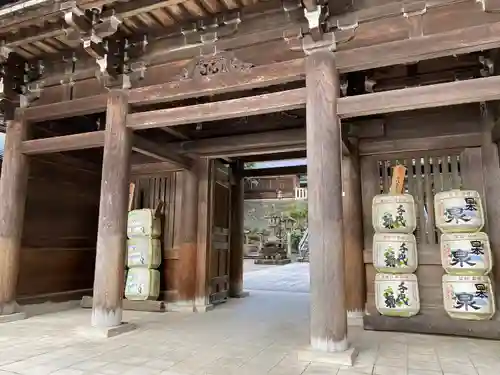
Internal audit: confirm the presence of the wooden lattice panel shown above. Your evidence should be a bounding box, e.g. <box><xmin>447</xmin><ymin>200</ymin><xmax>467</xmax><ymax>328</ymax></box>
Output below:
<box><xmin>377</xmin><ymin>153</ymin><xmax>462</xmax><ymax>245</ymax></box>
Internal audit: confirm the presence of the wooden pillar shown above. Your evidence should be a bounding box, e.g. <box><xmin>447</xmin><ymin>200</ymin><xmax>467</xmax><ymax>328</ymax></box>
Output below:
<box><xmin>0</xmin><ymin>113</ymin><xmax>29</xmax><ymax>316</ymax></box>
<box><xmin>306</xmin><ymin>48</ymin><xmax>348</xmax><ymax>352</ymax></box>
<box><xmin>195</xmin><ymin>158</ymin><xmax>213</xmax><ymax>311</ymax></box>
<box><xmin>177</xmin><ymin>170</ymin><xmax>198</xmax><ymax>306</ymax></box>
<box><xmin>342</xmin><ymin>153</ymin><xmax>366</xmax><ymax>314</ymax></box>
<box><xmin>92</xmin><ymin>91</ymin><xmax>132</xmax><ymax>328</ymax></box>
<box><xmin>479</xmin><ymin>103</ymin><xmax>500</xmax><ymax>302</ymax></box>
<box><xmin>229</xmin><ymin>161</ymin><xmax>246</xmax><ymax>298</ymax></box>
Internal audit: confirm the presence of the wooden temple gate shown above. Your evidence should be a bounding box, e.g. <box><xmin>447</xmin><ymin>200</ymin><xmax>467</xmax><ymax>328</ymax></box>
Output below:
<box><xmin>0</xmin><ymin>0</ymin><xmax>499</xmax><ymax>361</ymax></box>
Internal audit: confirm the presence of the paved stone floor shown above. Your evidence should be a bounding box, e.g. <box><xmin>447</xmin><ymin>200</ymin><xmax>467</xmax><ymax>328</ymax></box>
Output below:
<box><xmin>243</xmin><ymin>260</ymin><xmax>310</xmax><ymax>293</ymax></box>
<box><xmin>0</xmin><ymin>263</ymin><xmax>498</xmax><ymax>375</ymax></box>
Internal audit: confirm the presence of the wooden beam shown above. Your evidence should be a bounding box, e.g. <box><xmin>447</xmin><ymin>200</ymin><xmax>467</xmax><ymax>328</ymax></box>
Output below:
<box><xmin>128</xmin><ymin>59</ymin><xmax>305</xmax><ymax>106</ymax></box>
<box><xmin>336</xmin><ymin>17</ymin><xmax>500</xmax><ymax>73</ymax></box>
<box><xmin>339</xmin><ymin>76</ymin><xmax>500</xmax><ymax>118</ymax></box>
<box><xmin>242</xmin><ymin>165</ymin><xmax>307</xmax><ymax>177</ymax></box>
<box><xmin>197</xmin><ymin>144</ymin><xmax>307</xmax><ymax>158</ymax></box>
<box><xmin>359</xmin><ymin>133</ymin><xmax>482</xmax><ymax>156</ymax></box>
<box><xmin>239</xmin><ymin>150</ymin><xmax>307</xmax><ymax>162</ymax></box>
<box><xmin>126</xmin><ymin>89</ymin><xmax>306</xmax><ymax>130</ymax></box>
<box><xmin>22</xmin><ymin>94</ymin><xmax>108</xmax><ymax>122</ymax></box>
<box><xmin>127</xmin><ymin>75</ymin><xmax>500</xmax><ymax>130</ymax></box>
<box><xmin>130</xmin><ymin>161</ymin><xmax>183</xmax><ymax>177</ymax></box>
<box><xmin>132</xmin><ymin>135</ymin><xmax>192</xmax><ymax>170</ymax></box>
<box><xmin>179</xmin><ymin>129</ymin><xmax>306</xmax><ymax>155</ymax></box>
<box><xmin>21</xmin><ymin>131</ymin><xmax>105</xmax><ymax>155</ymax></box>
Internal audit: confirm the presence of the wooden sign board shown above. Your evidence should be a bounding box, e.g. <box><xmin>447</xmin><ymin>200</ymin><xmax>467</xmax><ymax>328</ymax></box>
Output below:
<box><xmin>390</xmin><ymin>165</ymin><xmax>406</xmax><ymax>195</ymax></box>
<box><xmin>128</xmin><ymin>182</ymin><xmax>136</xmax><ymax>211</ymax></box>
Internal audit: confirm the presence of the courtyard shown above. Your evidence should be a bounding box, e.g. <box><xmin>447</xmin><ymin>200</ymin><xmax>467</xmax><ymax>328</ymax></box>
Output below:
<box><xmin>0</xmin><ymin>262</ymin><xmax>497</xmax><ymax>375</ymax></box>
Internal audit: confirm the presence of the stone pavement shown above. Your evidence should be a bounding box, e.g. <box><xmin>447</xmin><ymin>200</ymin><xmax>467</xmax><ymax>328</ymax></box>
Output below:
<box><xmin>0</xmin><ymin>290</ymin><xmax>499</xmax><ymax>375</ymax></box>
<box><xmin>0</xmin><ymin>263</ymin><xmax>498</xmax><ymax>375</ymax></box>
<box><xmin>243</xmin><ymin>261</ymin><xmax>310</xmax><ymax>293</ymax></box>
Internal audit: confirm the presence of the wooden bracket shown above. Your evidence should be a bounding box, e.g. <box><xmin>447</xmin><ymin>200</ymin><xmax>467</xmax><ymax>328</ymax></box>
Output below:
<box><xmin>0</xmin><ymin>51</ymin><xmax>43</xmax><ymax>109</ymax></box>
<box><xmin>181</xmin><ymin>12</ymin><xmax>241</xmax><ymax>50</ymax></box>
<box><xmin>283</xmin><ymin>28</ymin><xmax>304</xmax><ymax>51</ymax></box>
<box><xmin>96</xmin><ymin>34</ymin><xmax>148</xmax><ymax>89</ymax></box>
<box><xmin>331</xmin><ymin>13</ymin><xmax>358</xmax><ymax>45</ymax></box>
<box><xmin>302</xmin><ymin>32</ymin><xmax>336</xmax><ymax>54</ymax></box>
<box><xmin>479</xmin><ymin>55</ymin><xmax>494</xmax><ymax>77</ymax></box>
<box><xmin>282</xmin><ymin>0</ymin><xmax>304</xmax><ymax>21</ymax></box>
<box><xmin>64</xmin><ymin>4</ymin><xmax>124</xmax><ymax>79</ymax></box>
<box><xmin>303</xmin><ymin>6</ymin><xmax>329</xmax><ymax>42</ymax></box>
<box><xmin>364</xmin><ymin>77</ymin><xmax>376</xmax><ymax>93</ymax></box>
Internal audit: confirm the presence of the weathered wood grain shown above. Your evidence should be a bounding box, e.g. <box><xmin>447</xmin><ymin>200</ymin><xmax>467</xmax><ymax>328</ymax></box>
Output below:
<box><xmin>342</xmin><ymin>153</ymin><xmax>366</xmax><ymax>314</ymax></box>
<box><xmin>228</xmin><ymin>161</ymin><xmax>244</xmax><ymax>297</ymax></box>
<box><xmin>92</xmin><ymin>90</ymin><xmax>132</xmax><ymax>328</ymax></box>
<box><xmin>21</xmin><ymin>131</ymin><xmax>106</xmax><ymax>155</ymax></box>
<box><xmin>0</xmin><ymin>114</ymin><xmax>30</xmax><ymax>315</ymax></box>
<box><xmin>306</xmin><ymin>50</ymin><xmax>348</xmax><ymax>352</ymax></box>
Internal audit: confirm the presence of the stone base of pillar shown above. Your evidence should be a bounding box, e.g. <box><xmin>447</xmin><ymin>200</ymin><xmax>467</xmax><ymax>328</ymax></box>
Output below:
<box><xmin>167</xmin><ymin>301</ymin><xmax>195</xmax><ymax>313</ymax></box>
<box><xmin>229</xmin><ymin>291</ymin><xmax>249</xmax><ymax>299</ymax></box>
<box><xmin>298</xmin><ymin>346</ymin><xmax>358</xmax><ymax>367</ymax></box>
<box><xmin>347</xmin><ymin>311</ymin><xmax>365</xmax><ymax>327</ymax></box>
<box><xmin>0</xmin><ymin>312</ymin><xmax>26</xmax><ymax>324</ymax></box>
<box><xmin>194</xmin><ymin>304</ymin><xmax>214</xmax><ymax>313</ymax></box>
<box><xmin>78</xmin><ymin>322</ymin><xmax>136</xmax><ymax>339</ymax></box>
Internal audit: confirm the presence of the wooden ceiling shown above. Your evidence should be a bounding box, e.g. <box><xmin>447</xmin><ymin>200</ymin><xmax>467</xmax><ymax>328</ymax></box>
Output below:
<box><xmin>0</xmin><ymin>0</ymin><xmax>277</xmax><ymax>59</ymax></box>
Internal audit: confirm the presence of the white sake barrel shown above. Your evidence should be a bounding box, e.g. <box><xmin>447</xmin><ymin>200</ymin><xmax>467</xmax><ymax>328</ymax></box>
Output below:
<box><xmin>127</xmin><ymin>209</ymin><xmax>161</xmax><ymax>238</ymax></box>
<box><xmin>373</xmin><ymin>233</ymin><xmax>418</xmax><ymax>273</ymax></box>
<box><xmin>434</xmin><ymin>190</ymin><xmax>484</xmax><ymax>233</ymax></box>
<box><xmin>125</xmin><ymin>268</ymin><xmax>161</xmax><ymax>301</ymax></box>
<box><xmin>375</xmin><ymin>273</ymin><xmax>420</xmax><ymax>317</ymax></box>
<box><xmin>440</xmin><ymin>232</ymin><xmax>492</xmax><ymax>276</ymax></box>
<box><xmin>372</xmin><ymin>194</ymin><xmax>417</xmax><ymax>233</ymax></box>
<box><xmin>127</xmin><ymin>238</ymin><xmax>162</xmax><ymax>269</ymax></box>
<box><xmin>442</xmin><ymin>274</ymin><xmax>495</xmax><ymax>320</ymax></box>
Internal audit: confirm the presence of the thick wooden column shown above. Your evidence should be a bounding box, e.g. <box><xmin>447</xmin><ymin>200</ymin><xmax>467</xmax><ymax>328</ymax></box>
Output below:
<box><xmin>229</xmin><ymin>161</ymin><xmax>246</xmax><ymax>298</ymax></box>
<box><xmin>92</xmin><ymin>91</ymin><xmax>132</xmax><ymax>328</ymax></box>
<box><xmin>306</xmin><ymin>48</ymin><xmax>348</xmax><ymax>352</ymax></box>
<box><xmin>177</xmin><ymin>170</ymin><xmax>198</xmax><ymax>306</ymax></box>
<box><xmin>195</xmin><ymin>158</ymin><xmax>213</xmax><ymax>311</ymax></box>
<box><xmin>0</xmin><ymin>113</ymin><xmax>29</xmax><ymax>316</ymax></box>
<box><xmin>342</xmin><ymin>154</ymin><xmax>366</xmax><ymax>315</ymax></box>
<box><xmin>480</xmin><ymin>103</ymin><xmax>500</xmax><ymax>302</ymax></box>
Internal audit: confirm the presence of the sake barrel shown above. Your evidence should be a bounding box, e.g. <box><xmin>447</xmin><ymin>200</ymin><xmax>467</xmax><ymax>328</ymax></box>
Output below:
<box><xmin>375</xmin><ymin>273</ymin><xmax>420</xmax><ymax>317</ymax></box>
<box><xmin>125</xmin><ymin>268</ymin><xmax>161</xmax><ymax>301</ymax></box>
<box><xmin>127</xmin><ymin>237</ymin><xmax>162</xmax><ymax>269</ymax></box>
<box><xmin>440</xmin><ymin>232</ymin><xmax>492</xmax><ymax>276</ymax></box>
<box><xmin>442</xmin><ymin>274</ymin><xmax>495</xmax><ymax>320</ymax></box>
<box><xmin>373</xmin><ymin>233</ymin><xmax>418</xmax><ymax>273</ymax></box>
<box><xmin>127</xmin><ymin>209</ymin><xmax>161</xmax><ymax>238</ymax></box>
<box><xmin>434</xmin><ymin>190</ymin><xmax>484</xmax><ymax>233</ymax></box>
<box><xmin>372</xmin><ymin>194</ymin><xmax>416</xmax><ymax>233</ymax></box>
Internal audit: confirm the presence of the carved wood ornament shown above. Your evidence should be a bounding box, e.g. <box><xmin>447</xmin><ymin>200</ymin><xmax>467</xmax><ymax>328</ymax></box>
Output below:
<box><xmin>179</xmin><ymin>52</ymin><xmax>253</xmax><ymax>80</ymax></box>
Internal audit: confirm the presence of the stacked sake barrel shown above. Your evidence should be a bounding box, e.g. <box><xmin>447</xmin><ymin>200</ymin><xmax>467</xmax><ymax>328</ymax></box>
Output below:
<box><xmin>125</xmin><ymin>209</ymin><xmax>162</xmax><ymax>301</ymax></box>
<box><xmin>435</xmin><ymin>190</ymin><xmax>495</xmax><ymax>320</ymax></box>
<box><xmin>373</xmin><ymin>165</ymin><xmax>420</xmax><ymax>317</ymax></box>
